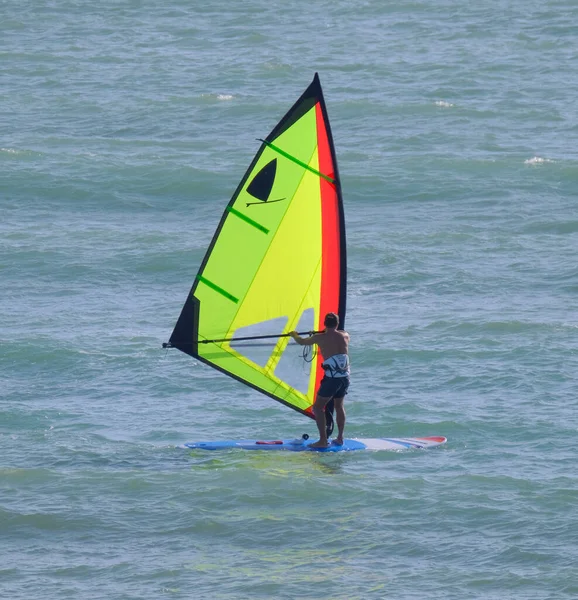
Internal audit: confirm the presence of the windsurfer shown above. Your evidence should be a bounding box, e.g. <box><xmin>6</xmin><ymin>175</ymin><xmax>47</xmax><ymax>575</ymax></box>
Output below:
<box><xmin>289</xmin><ymin>312</ymin><xmax>350</xmax><ymax>448</ymax></box>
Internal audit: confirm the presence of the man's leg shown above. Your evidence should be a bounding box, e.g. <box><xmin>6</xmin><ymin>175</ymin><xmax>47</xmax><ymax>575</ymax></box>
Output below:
<box><xmin>310</xmin><ymin>394</ymin><xmax>331</xmax><ymax>448</ymax></box>
<box><xmin>333</xmin><ymin>396</ymin><xmax>346</xmax><ymax>445</ymax></box>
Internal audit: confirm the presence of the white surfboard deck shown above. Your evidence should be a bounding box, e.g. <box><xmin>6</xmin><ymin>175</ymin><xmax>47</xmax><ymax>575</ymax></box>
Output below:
<box><xmin>184</xmin><ymin>436</ymin><xmax>447</xmax><ymax>452</ymax></box>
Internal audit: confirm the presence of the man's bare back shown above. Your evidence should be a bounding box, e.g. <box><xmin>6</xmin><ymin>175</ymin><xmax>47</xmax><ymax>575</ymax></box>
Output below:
<box><xmin>308</xmin><ymin>328</ymin><xmax>349</xmax><ymax>361</ymax></box>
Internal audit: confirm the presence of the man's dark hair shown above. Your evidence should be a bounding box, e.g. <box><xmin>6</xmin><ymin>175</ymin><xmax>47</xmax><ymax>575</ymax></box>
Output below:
<box><xmin>324</xmin><ymin>312</ymin><xmax>339</xmax><ymax>328</ymax></box>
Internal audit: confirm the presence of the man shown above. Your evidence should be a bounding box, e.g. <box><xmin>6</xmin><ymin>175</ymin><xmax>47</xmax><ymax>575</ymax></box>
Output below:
<box><xmin>290</xmin><ymin>312</ymin><xmax>350</xmax><ymax>448</ymax></box>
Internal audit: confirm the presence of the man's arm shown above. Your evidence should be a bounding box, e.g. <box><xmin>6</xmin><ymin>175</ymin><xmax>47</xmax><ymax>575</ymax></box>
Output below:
<box><xmin>289</xmin><ymin>331</ymin><xmax>319</xmax><ymax>346</ymax></box>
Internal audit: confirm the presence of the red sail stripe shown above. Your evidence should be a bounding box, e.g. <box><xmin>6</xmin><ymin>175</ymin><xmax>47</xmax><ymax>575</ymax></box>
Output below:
<box><xmin>314</xmin><ymin>101</ymin><xmax>342</xmax><ymax>393</ymax></box>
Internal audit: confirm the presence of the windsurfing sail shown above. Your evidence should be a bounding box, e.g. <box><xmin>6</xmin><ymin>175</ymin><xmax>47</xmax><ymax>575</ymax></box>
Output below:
<box><xmin>166</xmin><ymin>73</ymin><xmax>346</xmax><ymax>423</ymax></box>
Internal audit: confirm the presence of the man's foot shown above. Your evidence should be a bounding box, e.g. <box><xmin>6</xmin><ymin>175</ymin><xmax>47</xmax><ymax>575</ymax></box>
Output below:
<box><xmin>332</xmin><ymin>437</ymin><xmax>344</xmax><ymax>446</ymax></box>
<box><xmin>309</xmin><ymin>440</ymin><xmax>329</xmax><ymax>448</ymax></box>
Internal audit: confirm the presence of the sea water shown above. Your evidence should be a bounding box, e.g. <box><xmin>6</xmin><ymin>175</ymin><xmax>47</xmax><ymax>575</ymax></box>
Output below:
<box><xmin>2</xmin><ymin>1</ymin><xmax>578</xmax><ymax>598</ymax></box>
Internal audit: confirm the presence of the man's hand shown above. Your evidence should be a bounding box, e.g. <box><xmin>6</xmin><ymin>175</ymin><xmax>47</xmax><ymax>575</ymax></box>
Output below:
<box><xmin>289</xmin><ymin>331</ymin><xmax>299</xmax><ymax>339</ymax></box>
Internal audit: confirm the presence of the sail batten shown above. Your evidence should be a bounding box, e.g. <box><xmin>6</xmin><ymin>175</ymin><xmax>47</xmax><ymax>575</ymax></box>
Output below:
<box><xmin>261</xmin><ymin>140</ymin><xmax>335</xmax><ymax>183</ymax></box>
<box><xmin>195</xmin><ymin>275</ymin><xmax>239</xmax><ymax>303</ymax></box>
<box><xmin>168</xmin><ymin>73</ymin><xmax>346</xmax><ymax>420</ymax></box>
<box><xmin>226</xmin><ymin>206</ymin><xmax>270</xmax><ymax>233</ymax></box>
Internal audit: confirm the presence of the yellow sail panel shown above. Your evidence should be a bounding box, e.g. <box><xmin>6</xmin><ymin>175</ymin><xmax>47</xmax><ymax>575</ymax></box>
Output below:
<box><xmin>224</xmin><ymin>149</ymin><xmax>323</xmax><ymax>405</ymax></box>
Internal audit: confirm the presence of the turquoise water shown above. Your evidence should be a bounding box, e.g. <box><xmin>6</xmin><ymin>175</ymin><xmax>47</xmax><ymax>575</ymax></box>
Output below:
<box><xmin>2</xmin><ymin>1</ymin><xmax>578</xmax><ymax>598</ymax></box>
